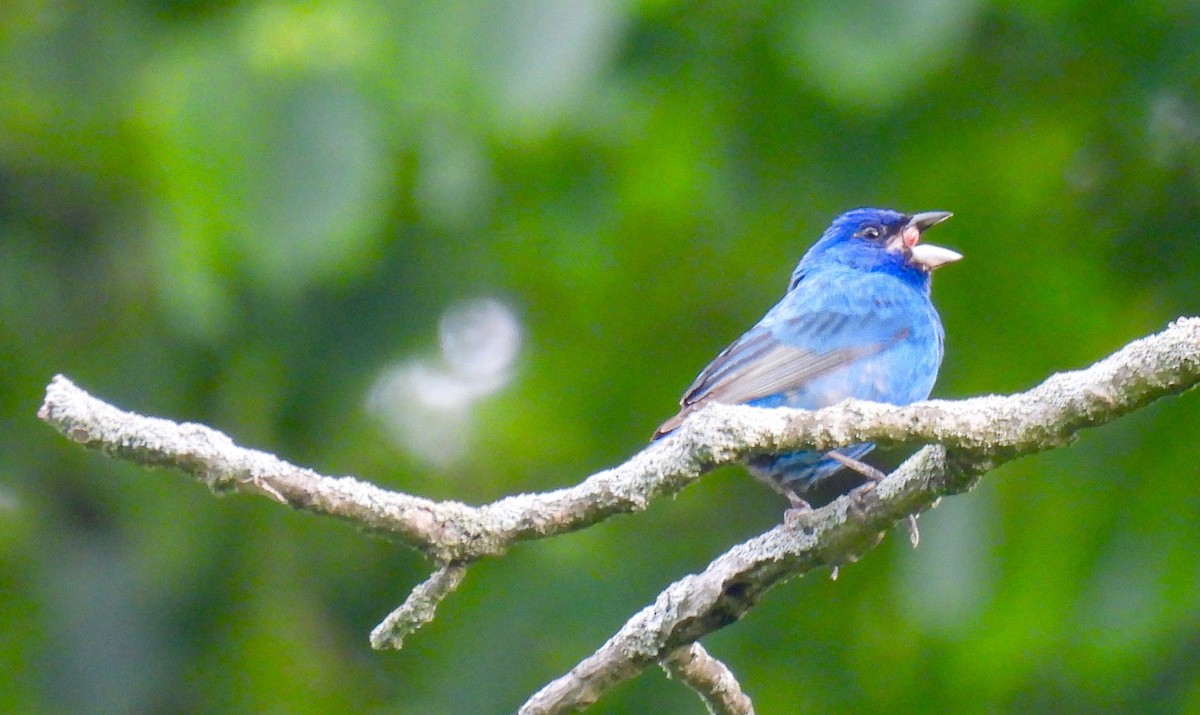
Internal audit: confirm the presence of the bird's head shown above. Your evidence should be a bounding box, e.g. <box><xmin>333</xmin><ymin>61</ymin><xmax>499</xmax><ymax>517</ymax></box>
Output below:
<box><xmin>792</xmin><ymin>208</ymin><xmax>961</xmax><ymax>288</ymax></box>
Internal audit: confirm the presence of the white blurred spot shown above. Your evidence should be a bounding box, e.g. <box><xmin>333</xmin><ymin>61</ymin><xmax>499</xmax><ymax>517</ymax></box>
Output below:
<box><xmin>367</xmin><ymin>298</ymin><xmax>522</xmax><ymax>468</ymax></box>
<box><xmin>898</xmin><ymin>489</ymin><xmax>997</xmax><ymax>634</ymax></box>
<box><xmin>415</xmin><ymin>128</ymin><xmax>495</xmax><ymax>231</ymax></box>
<box><xmin>777</xmin><ymin>0</ymin><xmax>983</xmax><ymax>110</ymax></box>
<box><xmin>1147</xmin><ymin>93</ymin><xmax>1200</xmax><ymax>168</ymax></box>
<box><xmin>439</xmin><ymin>298</ymin><xmax>522</xmax><ymax>383</ymax></box>
<box><xmin>0</xmin><ymin>487</ymin><xmax>17</xmax><ymax>512</ymax></box>
<box><xmin>486</xmin><ymin>0</ymin><xmax>624</xmax><ymax>129</ymax></box>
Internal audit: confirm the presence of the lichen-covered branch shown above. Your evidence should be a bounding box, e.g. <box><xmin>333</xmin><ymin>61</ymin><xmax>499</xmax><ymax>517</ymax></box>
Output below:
<box><xmin>518</xmin><ymin>446</ymin><xmax>965</xmax><ymax>715</ymax></box>
<box><xmin>36</xmin><ymin>318</ymin><xmax>1200</xmax><ymax>713</ymax></box>
<box><xmin>37</xmin><ymin>318</ymin><xmax>1200</xmax><ymax>566</ymax></box>
<box><xmin>661</xmin><ymin>643</ymin><xmax>756</xmax><ymax>715</ymax></box>
<box><xmin>515</xmin><ymin>317</ymin><xmax>1200</xmax><ymax>714</ymax></box>
<box><xmin>36</xmin><ymin>375</ymin><xmax>702</xmax><ymax>563</ymax></box>
<box><xmin>370</xmin><ymin>562</ymin><xmax>469</xmax><ymax>650</ymax></box>
<box><xmin>683</xmin><ymin>316</ymin><xmax>1200</xmax><ymax>464</ymax></box>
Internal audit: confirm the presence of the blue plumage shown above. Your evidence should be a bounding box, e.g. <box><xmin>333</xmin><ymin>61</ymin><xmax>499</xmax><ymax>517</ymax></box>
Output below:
<box><xmin>654</xmin><ymin>208</ymin><xmax>960</xmax><ymax>503</ymax></box>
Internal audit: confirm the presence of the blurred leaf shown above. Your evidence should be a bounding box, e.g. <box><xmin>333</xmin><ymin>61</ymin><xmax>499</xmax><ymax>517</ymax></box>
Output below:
<box><xmin>775</xmin><ymin>0</ymin><xmax>984</xmax><ymax>110</ymax></box>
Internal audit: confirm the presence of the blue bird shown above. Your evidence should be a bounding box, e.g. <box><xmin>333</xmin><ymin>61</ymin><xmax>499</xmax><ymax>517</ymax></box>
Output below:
<box><xmin>654</xmin><ymin>208</ymin><xmax>960</xmax><ymax>506</ymax></box>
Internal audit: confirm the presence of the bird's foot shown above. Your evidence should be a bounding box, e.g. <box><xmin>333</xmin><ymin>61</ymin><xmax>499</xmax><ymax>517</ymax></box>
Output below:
<box><xmin>783</xmin><ymin>490</ymin><xmax>813</xmax><ymax>529</ymax></box>
<box><xmin>786</xmin><ymin>490</ymin><xmax>812</xmax><ymax>511</ymax></box>
<box><xmin>847</xmin><ymin>479</ymin><xmax>877</xmax><ymax>518</ymax></box>
<box><xmin>836</xmin><ymin>451</ymin><xmax>886</xmax><ymax>523</ymax></box>
<box><xmin>845</xmin><ymin>479</ymin><xmax>920</xmax><ymax>547</ymax></box>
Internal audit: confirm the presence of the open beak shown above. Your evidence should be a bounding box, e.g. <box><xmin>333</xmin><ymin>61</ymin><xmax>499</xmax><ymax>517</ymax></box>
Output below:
<box><xmin>902</xmin><ymin>210</ymin><xmax>961</xmax><ymax>271</ymax></box>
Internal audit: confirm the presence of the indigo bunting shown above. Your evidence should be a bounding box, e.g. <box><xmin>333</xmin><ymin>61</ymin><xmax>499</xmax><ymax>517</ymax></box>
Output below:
<box><xmin>654</xmin><ymin>208</ymin><xmax>960</xmax><ymax>505</ymax></box>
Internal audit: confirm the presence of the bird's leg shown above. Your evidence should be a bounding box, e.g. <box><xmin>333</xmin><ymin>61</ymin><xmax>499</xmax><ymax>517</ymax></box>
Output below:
<box><xmin>782</xmin><ymin>490</ymin><xmax>814</xmax><ymax>528</ymax></box>
<box><xmin>825</xmin><ymin>450</ymin><xmax>887</xmax><ymax>482</ymax></box>
<box><xmin>830</xmin><ymin>453</ymin><xmax>921</xmax><ymax>547</ymax></box>
<box><xmin>826</xmin><ymin>450</ymin><xmax>922</xmax><ymax>547</ymax></box>
<box><xmin>785</xmin><ymin>490</ymin><xmax>812</xmax><ymax>511</ymax></box>
<box><xmin>777</xmin><ymin>483</ymin><xmax>813</xmax><ymax>529</ymax></box>
<box><xmin>828</xmin><ymin>449</ymin><xmax>885</xmax><ymax>511</ymax></box>
<box><xmin>829</xmin><ymin>449</ymin><xmax>883</xmax><ymax>516</ymax></box>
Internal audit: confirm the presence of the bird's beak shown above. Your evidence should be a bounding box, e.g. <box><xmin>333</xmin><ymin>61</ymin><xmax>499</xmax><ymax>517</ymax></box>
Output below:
<box><xmin>902</xmin><ymin>211</ymin><xmax>961</xmax><ymax>271</ymax></box>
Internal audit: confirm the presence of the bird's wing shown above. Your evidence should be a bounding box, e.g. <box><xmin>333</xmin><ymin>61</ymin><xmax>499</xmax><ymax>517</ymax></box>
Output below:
<box><xmin>653</xmin><ymin>272</ymin><xmax>914</xmax><ymax>438</ymax></box>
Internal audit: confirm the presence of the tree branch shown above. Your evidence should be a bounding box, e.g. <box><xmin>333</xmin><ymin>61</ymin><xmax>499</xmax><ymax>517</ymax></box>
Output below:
<box><xmin>37</xmin><ymin>318</ymin><xmax>1200</xmax><ymax>563</ymax></box>
<box><xmin>661</xmin><ymin>643</ymin><xmax>756</xmax><ymax>715</ymax></box>
<box><xmin>517</xmin><ymin>445</ymin><xmax>963</xmax><ymax>715</ymax></box>
<box><xmin>36</xmin><ymin>317</ymin><xmax>1200</xmax><ymax>712</ymax></box>
<box><xmin>36</xmin><ymin>374</ymin><xmax>703</xmax><ymax>563</ymax></box>
<box><xmin>370</xmin><ymin>562</ymin><xmax>469</xmax><ymax>650</ymax></box>
<box><xmin>514</xmin><ymin>316</ymin><xmax>1200</xmax><ymax>714</ymax></box>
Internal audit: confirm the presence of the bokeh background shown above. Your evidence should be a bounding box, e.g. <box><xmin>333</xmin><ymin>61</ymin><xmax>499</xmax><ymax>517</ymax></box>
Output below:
<box><xmin>3</xmin><ymin>1</ymin><xmax>1200</xmax><ymax>713</ymax></box>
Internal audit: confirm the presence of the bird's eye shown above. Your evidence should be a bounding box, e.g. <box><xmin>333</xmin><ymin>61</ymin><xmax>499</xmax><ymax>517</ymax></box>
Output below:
<box><xmin>860</xmin><ymin>226</ymin><xmax>881</xmax><ymax>239</ymax></box>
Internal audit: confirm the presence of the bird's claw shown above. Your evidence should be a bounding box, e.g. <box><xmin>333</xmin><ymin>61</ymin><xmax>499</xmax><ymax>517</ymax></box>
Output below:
<box><xmin>847</xmin><ymin>482</ymin><xmax>920</xmax><ymax>547</ymax></box>
<box><xmin>847</xmin><ymin>480</ymin><xmax>876</xmax><ymax>519</ymax></box>
<box><xmin>783</xmin><ymin>491</ymin><xmax>813</xmax><ymax>529</ymax></box>
<box><xmin>786</xmin><ymin>491</ymin><xmax>812</xmax><ymax>511</ymax></box>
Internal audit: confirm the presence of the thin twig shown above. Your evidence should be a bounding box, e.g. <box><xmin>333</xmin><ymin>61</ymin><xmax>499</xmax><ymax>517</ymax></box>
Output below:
<box><xmin>370</xmin><ymin>563</ymin><xmax>469</xmax><ymax>650</ymax></box>
<box><xmin>662</xmin><ymin>643</ymin><xmax>756</xmax><ymax>715</ymax></box>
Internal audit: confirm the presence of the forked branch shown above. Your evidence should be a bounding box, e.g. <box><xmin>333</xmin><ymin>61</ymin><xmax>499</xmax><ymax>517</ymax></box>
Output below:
<box><xmin>37</xmin><ymin>317</ymin><xmax>1200</xmax><ymax>714</ymax></box>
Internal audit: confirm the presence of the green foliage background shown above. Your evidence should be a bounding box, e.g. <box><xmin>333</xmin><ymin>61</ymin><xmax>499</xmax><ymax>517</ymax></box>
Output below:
<box><xmin>3</xmin><ymin>1</ymin><xmax>1200</xmax><ymax>713</ymax></box>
